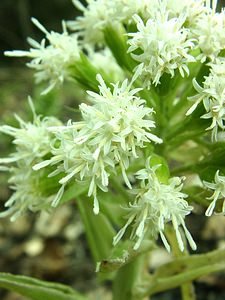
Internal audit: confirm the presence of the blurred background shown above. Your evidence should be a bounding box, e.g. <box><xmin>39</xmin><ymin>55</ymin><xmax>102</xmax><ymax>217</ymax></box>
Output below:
<box><xmin>0</xmin><ymin>2</ymin><xmax>98</xmax><ymax>300</ymax></box>
<box><xmin>0</xmin><ymin>1</ymin><xmax>225</xmax><ymax>300</ymax></box>
<box><xmin>1</xmin><ymin>0</ymin><xmax>79</xmax><ymax>64</ymax></box>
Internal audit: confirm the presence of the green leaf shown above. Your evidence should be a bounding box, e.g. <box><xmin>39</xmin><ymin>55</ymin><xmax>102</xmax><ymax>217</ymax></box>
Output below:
<box><xmin>60</xmin><ymin>183</ymin><xmax>88</xmax><ymax>205</ymax></box>
<box><xmin>149</xmin><ymin>154</ymin><xmax>170</xmax><ymax>184</ymax></box>
<box><xmin>192</xmin><ymin>142</ymin><xmax>225</xmax><ymax>182</ymax></box>
<box><xmin>104</xmin><ymin>25</ymin><xmax>137</xmax><ymax>72</ymax></box>
<box><xmin>0</xmin><ymin>273</ymin><xmax>89</xmax><ymax>300</ymax></box>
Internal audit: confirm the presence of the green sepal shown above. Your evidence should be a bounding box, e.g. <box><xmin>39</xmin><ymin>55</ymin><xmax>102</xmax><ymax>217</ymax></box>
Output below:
<box><xmin>198</xmin><ymin>166</ymin><xmax>225</xmax><ymax>183</ymax></box>
<box><xmin>149</xmin><ymin>154</ymin><xmax>170</xmax><ymax>184</ymax></box>
<box><xmin>60</xmin><ymin>182</ymin><xmax>88</xmax><ymax>205</ymax></box>
<box><xmin>0</xmin><ymin>272</ymin><xmax>89</xmax><ymax>300</ymax></box>
<box><xmin>156</xmin><ymin>72</ymin><xmax>179</xmax><ymax>96</ymax></box>
<box><xmin>219</xmin><ymin>48</ymin><xmax>225</xmax><ymax>57</ymax></box>
<box><xmin>69</xmin><ymin>52</ymin><xmax>111</xmax><ymax>92</ymax></box>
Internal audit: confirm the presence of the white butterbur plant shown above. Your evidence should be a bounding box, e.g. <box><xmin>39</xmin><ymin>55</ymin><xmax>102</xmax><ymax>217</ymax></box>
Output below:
<box><xmin>139</xmin><ymin>0</ymin><xmax>206</xmax><ymax>24</ymax></box>
<box><xmin>1</xmin><ymin>0</ymin><xmax>225</xmax><ymax>300</ymax></box>
<box><xmin>159</xmin><ymin>0</ymin><xmax>206</xmax><ymax>22</ymax></box>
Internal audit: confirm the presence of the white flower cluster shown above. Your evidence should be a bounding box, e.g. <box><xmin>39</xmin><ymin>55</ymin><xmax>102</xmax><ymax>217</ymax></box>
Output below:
<box><xmin>191</xmin><ymin>1</ymin><xmax>225</xmax><ymax>62</ymax></box>
<box><xmin>128</xmin><ymin>13</ymin><xmax>195</xmax><ymax>86</ymax></box>
<box><xmin>126</xmin><ymin>1</ymin><xmax>225</xmax><ymax>86</ymax></box>
<box><xmin>6</xmin><ymin>0</ymin><xmax>224</xmax><ymax>94</ymax></box>
<box><xmin>187</xmin><ymin>58</ymin><xmax>225</xmax><ymax>140</ymax></box>
<box><xmin>141</xmin><ymin>0</ymin><xmax>206</xmax><ymax>25</ymax></box>
<box><xmin>0</xmin><ymin>99</ymin><xmax>60</xmax><ymax>165</ymax></box>
<box><xmin>0</xmin><ymin>100</ymin><xmax>61</xmax><ymax>220</ymax></box>
<box><xmin>34</xmin><ymin>75</ymin><xmax>162</xmax><ymax>214</ymax></box>
<box><xmin>0</xmin><ymin>166</ymin><xmax>55</xmax><ymax>221</ymax></box>
<box><xmin>204</xmin><ymin>170</ymin><xmax>225</xmax><ymax>216</ymax></box>
<box><xmin>163</xmin><ymin>0</ymin><xmax>206</xmax><ymax>22</ymax></box>
<box><xmin>113</xmin><ymin>161</ymin><xmax>196</xmax><ymax>252</ymax></box>
<box><xmin>67</xmin><ymin>0</ymin><xmax>141</xmax><ymax>45</ymax></box>
<box><xmin>5</xmin><ymin>18</ymin><xmax>80</xmax><ymax>94</ymax></box>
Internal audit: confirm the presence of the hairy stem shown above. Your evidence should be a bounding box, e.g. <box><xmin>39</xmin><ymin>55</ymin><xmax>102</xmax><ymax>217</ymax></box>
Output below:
<box><xmin>141</xmin><ymin>263</ymin><xmax>225</xmax><ymax>296</ymax></box>
<box><xmin>135</xmin><ymin>248</ymin><xmax>225</xmax><ymax>298</ymax></box>
<box><xmin>166</xmin><ymin>227</ymin><xmax>196</xmax><ymax>300</ymax></box>
<box><xmin>113</xmin><ymin>253</ymin><xmax>147</xmax><ymax>300</ymax></box>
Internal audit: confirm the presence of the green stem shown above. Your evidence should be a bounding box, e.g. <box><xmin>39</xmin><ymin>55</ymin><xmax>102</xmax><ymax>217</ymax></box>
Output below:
<box><xmin>181</xmin><ymin>284</ymin><xmax>196</xmax><ymax>300</ymax></box>
<box><xmin>166</xmin><ymin>228</ymin><xmax>196</xmax><ymax>300</ymax></box>
<box><xmin>135</xmin><ymin>248</ymin><xmax>225</xmax><ymax>298</ymax></box>
<box><xmin>155</xmin><ymin>248</ymin><xmax>225</xmax><ymax>278</ymax></box>
<box><xmin>140</xmin><ymin>263</ymin><xmax>225</xmax><ymax>297</ymax></box>
<box><xmin>166</xmin><ymin>114</ymin><xmax>203</xmax><ymax>141</ymax></box>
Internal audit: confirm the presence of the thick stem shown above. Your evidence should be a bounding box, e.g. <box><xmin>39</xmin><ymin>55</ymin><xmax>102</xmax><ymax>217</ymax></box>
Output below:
<box><xmin>140</xmin><ymin>263</ymin><xmax>225</xmax><ymax>297</ymax></box>
<box><xmin>112</xmin><ymin>253</ymin><xmax>147</xmax><ymax>300</ymax></box>
<box><xmin>181</xmin><ymin>284</ymin><xmax>196</xmax><ymax>300</ymax></box>
<box><xmin>166</xmin><ymin>227</ymin><xmax>196</xmax><ymax>300</ymax></box>
<box><xmin>136</xmin><ymin>248</ymin><xmax>225</xmax><ymax>298</ymax></box>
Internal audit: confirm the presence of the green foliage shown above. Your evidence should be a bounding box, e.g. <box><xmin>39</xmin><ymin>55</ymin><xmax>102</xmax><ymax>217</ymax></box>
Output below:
<box><xmin>0</xmin><ymin>273</ymin><xmax>89</xmax><ymax>300</ymax></box>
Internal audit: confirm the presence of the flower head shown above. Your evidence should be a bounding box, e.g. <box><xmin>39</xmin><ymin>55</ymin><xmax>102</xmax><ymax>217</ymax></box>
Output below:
<box><xmin>141</xmin><ymin>0</ymin><xmax>206</xmax><ymax>25</ymax></box>
<box><xmin>34</xmin><ymin>75</ymin><xmax>162</xmax><ymax>214</ymax></box>
<box><xmin>191</xmin><ymin>2</ymin><xmax>225</xmax><ymax>62</ymax></box>
<box><xmin>164</xmin><ymin>0</ymin><xmax>206</xmax><ymax>22</ymax></box>
<box><xmin>128</xmin><ymin>13</ymin><xmax>195</xmax><ymax>86</ymax></box>
<box><xmin>5</xmin><ymin>18</ymin><xmax>80</xmax><ymax>94</ymax></box>
<box><xmin>113</xmin><ymin>160</ymin><xmax>196</xmax><ymax>252</ymax></box>
<box><xmin>67</xmin><ymin>0</ymin><xmax>141</xmax><ymax>45</ymax></box>
<box><xmin>0</xmin><ymin>100</ymin><xmax>61</xmax><ymax>220</ymax></box>
<box><xmin>0</xmin><ymin>98</ymin><xmax>61</xmax><ymax>166</ymax></box>
<box><xmin>186</xmin><ymin>58</ymin><xmax>225</xmax><ymax>140</ymax></box>
<box><xmin>0</xmin><ymin>165</ymin><xmax>56</xmax><ymax>221</ymax></box>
